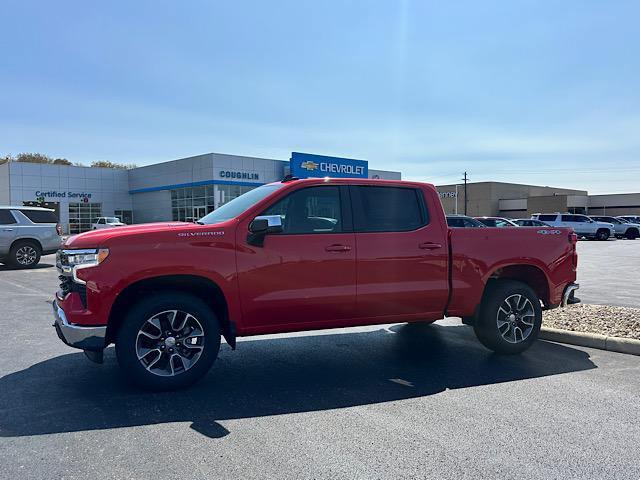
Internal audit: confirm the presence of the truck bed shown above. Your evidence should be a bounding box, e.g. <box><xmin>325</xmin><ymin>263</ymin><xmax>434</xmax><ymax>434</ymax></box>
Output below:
<box><xmin>446</xmin><ymin>227</ymin><xmax>577</xmax><ymax>317</ymax></box>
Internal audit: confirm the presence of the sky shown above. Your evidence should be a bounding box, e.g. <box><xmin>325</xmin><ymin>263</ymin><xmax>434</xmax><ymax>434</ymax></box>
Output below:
<box><xmin>1</xmin><ymin>0</ymin><xmax>639</xmax><ymax>194</ymax></box>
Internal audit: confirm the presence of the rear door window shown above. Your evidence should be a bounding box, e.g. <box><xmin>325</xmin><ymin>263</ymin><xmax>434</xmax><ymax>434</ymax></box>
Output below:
<box><xmin>20</xmin><ymin>209</ymin><xmax>58</xmax><ymax>223</ymax></box>
<box><xmin>0</xmin><ymin>210</ymin><xmax>17</xmax><ymax>225</ymax></box>
<box><xmin>351</xmin><ymin>186</ymin><xmax>427</xmax><ymax>232</ymax></box>
<box><xmin>538</xmin><ymin>215</ymin><xmax>557</xmax><ymax>222</ymax></box>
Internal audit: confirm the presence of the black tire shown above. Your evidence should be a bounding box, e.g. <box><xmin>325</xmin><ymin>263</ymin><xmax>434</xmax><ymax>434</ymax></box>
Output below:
<box><xmin>596</xmin><ymin>229</ymin><xmax>610</xmax><ymax>241</ymax></box>
<box><xmin>626</xmin><ymin>228</ymin><xmax>639</xmax><ymax>240</ymax></box>
<box><xmin>473</xmin><ymin>280</ymin><xmax>542</xmax><ymax>355</ymax></box>
<box><xmin>8</xmin><ymin>240</ymin><xmax>41</xmax><ymax>268</ymax></box>
<box><xmin>115</xmin><ymin>292</ymin><xmax>221</xmax><ymax>391</ymax></box>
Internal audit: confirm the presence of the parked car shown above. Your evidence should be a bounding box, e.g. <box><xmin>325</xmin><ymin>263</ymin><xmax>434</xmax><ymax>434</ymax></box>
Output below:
<box><xmin>619</xmin><ymin>215</ymin><xmax>640</xmax><ymax>225</ymax></box>
<box><xmin>53</xmin><ymin>178</ymin><xmax>579</xmax><ymax>390</ymax></box>
<box><xmin>92</xmin><ymin>217</ymin><xmax>126</xmax><ymax>230</ymax></box>
<box><xmin>446</xmin><ymin>215</ymin><xmax>486</xmax><ymax>228</ymax></box>
<box><xmin>0</xmin><ymin>206</ymin><xmax>62</xmax><ymax>267</ymax></box>
<box><xmin>531</xmin><ymin>213</ymin><xmax>614</xmax><ymax>241</ymax></box>
<box><xmin>513</xmin><ymin>219</ymin><xmax>550</xmax><ymax>227</ymax></box>
<box><xmin>474</xmin><ymin>216</ymin><xmax>518</xmax><ymax>227</ymax></box>
<box><xmin>590</xmin><ymin>216</ymin><xmax>639</xmax><ymax>240</ymax></box>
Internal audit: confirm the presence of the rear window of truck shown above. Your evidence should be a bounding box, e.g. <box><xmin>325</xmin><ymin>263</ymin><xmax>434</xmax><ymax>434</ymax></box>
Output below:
<box><xmin>20</xmin><ymin>209</ymin><xmax>58</xmax><ymax>223</ymax></box>
<box><xmin>351</xmin><ymin>186</ymin><xmax>428</xmax><ymax>232</ymax></box>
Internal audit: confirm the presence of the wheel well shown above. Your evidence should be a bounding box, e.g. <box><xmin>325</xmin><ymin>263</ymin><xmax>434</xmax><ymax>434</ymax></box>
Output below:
<box><xmin>10</xmin><ymin>238</ymin><xmax>42</xmax><ymax>252</ymax></box>
<box><xmin>628</xmin><ymin>227</ymin><xmax>639</xmax><ymax>234</ymax></box>
<box><xmin>106</xmin><ymin>275</ymin><xmax>232</xmax><ymax>347</ymax></box>
<box><xmin>488</xmin><ymin>264</ymin><xmax>550</xmax><ymax>307</ymax></box>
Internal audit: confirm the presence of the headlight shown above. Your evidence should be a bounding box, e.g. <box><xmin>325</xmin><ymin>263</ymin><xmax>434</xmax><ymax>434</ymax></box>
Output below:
<box><xmin>65</xmin><ymin>249</ymin><xmax>110</xmax><ymax>267</ymax></box>
<box><xmin>58</xmin><ymin>248</ymin><xmax>109</xmax><ymax>283</ymax></box>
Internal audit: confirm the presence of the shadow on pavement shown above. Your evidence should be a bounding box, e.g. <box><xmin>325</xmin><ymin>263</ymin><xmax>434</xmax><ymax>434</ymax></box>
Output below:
<box><xmin>0</xmin><ymin>263</ymin><xmax>55</xmax><ymax>271</ymax></box>
<box><xmin>0</xmin><ymin>323</ymin><xmax>596</xmax><ymax>438</ymax></box>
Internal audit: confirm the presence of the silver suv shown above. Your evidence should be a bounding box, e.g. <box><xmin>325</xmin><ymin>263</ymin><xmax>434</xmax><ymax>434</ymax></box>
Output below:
<box><xmin>0</xmin><ymin>206</ymin><xmax>62</xmax><ymax>267</ymax></box>
<box><xmin>532</xmin><ymin>213</ymin><xmax>614</xmax><ymax>240</ymax></box>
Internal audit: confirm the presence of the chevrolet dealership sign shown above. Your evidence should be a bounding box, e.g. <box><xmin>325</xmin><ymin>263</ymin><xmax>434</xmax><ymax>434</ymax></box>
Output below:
<box><xmin>290</xmin><ymin>152</ymin><xmax>368</xmax><ymax>179</ymax></box>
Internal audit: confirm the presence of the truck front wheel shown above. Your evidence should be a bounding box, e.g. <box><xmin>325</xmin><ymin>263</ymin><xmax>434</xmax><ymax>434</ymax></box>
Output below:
<box><xmin>115</xmin><ymin>292</ymin><xmax>221</xmax><ymax>390</ymax></box>
<box><xmin>473</xmin><ymin>280</ymin><xmax>542</xmax><ymax>354</ymax></box>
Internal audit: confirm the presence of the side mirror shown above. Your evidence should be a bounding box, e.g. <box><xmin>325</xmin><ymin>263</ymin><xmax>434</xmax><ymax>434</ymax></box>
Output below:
<box><xmin>247</xmin><ymin>215</ymin><xmax>283</xmax><ymax>246</ymax></box>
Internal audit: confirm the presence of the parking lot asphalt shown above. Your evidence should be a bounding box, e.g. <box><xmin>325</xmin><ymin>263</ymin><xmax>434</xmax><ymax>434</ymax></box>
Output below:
<box><xmin>1</xmin><ymin>253</ymin><xmax>639</xmax><ymax>479</ymax></box>
<box><xmin>576</xmin><ymin>239</ymin><xmax>640</xmax><ymax>308</ymax></box>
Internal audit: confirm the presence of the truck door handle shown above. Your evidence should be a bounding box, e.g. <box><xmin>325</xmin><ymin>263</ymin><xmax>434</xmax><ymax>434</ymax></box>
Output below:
<box><xmin>419</xmin><ymin>242</ymin><xmax>442</xmax><ymax>250</ymax></box>
<box><xmin>3</xmin><ymin>228</ymin><xmax>14</xmax><ymax>232</ymax></box>
<box><xmin>325</xmin><ymin>244</ymin><xmax>351</xmax><ymax>252</ymax></box>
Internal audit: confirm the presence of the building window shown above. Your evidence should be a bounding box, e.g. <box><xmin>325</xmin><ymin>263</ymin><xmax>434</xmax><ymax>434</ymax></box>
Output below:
<box><xmin>217</xmin><ymin>184</ymin><xmax>255</xmax><ymax>207</ymax></box>
<box><xmin>171</xmin><ymin>185</ymin><xmax>216</xmax><ymax>222</ymax></box>
<box><xmin>170</xmin><ymin>184</ymin><xmax>259</xmax><ymax>222</ymax></box>
<box><xmin>114</xmin><ymin>209</ymin><xmax>133</xmax><ymax>225</ymax></box>
<box><xmin>69</xmin><ymin>202</ymin><xmax>102</xmax><ymax>234</ymax></box>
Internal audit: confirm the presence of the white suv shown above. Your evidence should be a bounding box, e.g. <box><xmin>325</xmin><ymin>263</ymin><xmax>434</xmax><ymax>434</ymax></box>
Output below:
<box><xmin>532</xmin><ymin>213</ymin><xmax>614</xmax><ymax>241</ymax></box>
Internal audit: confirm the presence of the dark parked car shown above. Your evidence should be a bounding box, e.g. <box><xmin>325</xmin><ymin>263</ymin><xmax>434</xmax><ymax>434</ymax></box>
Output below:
<box><xmin>513</xmin><ymin>219</ymin><xmax>550</xmax><ymax>227</ymax></box>
<box><xmin>446</xmin><ymin>215</ymin><xmax>487</xmax><ymax>228</ymax></box>
<box><xmin>475</xmin><ymin>217</ymin><xmax>518</xmax><ymax>227</ymax></box>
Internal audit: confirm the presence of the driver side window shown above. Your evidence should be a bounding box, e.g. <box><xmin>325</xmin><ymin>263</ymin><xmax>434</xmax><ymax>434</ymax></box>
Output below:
<box><xmin>262</xmin><ymin>186</ymin><xmax>342</xmax><ymax>234</ymax></box>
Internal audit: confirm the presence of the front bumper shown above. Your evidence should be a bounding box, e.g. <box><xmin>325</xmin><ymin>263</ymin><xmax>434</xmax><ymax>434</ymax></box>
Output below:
<box><xmin>52</xmin><ymin>299</ymin><xmax>106</xmax><ymax>351</ymax></box>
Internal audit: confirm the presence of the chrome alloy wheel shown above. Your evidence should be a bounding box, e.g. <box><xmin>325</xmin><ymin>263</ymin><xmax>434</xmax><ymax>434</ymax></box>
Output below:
<box><xmin>135</xmin><ymin>310</ymin><xmax>205</xmax><ymax>377</ymax></box>
<box><xmin>496</xmin><ymin>294</ymin><xmax>535</xmax><ymax>344</ymax></box>
<box><xmin>16</xmin><ymin>246</ymin><xmax>37</xmax><ymax>265</ymax></box>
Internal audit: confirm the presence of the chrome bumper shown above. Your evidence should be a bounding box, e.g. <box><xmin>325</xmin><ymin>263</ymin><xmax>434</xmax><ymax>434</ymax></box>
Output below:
<box><xmin>52</xmin><ymin>300</ymin><xmax>106</xmax><ymax>351</ymax></box>
<box><xmin>561</xmin><ymin>283</ymin><xmax>580</xmax><ymax>307</ymax></box>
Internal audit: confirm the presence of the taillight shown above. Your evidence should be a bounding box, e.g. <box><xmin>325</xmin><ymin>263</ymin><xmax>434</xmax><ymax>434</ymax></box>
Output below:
<box><xmin>569</xmin><ymin>232</ymin><xmax>578</xmax><ymax>268</ymax></box>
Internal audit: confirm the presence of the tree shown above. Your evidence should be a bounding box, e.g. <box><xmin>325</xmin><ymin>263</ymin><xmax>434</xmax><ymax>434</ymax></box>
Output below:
<box><xmin>16</xmin><ymin>152</ymin><xmax>53</xmax><ymax>164</ymax></box>
<box><xmin>52</xmin><ymin>158</ymin><xmax>72</xmax><ymax>165</ymax></box>
<box><xmin>91</xmin><ymin>160</ymin><xmax>136</xmax><ymax>169</ymax></box>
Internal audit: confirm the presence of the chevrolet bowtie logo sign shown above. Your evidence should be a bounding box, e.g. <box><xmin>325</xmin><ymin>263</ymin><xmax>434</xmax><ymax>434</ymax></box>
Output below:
<box><xmin>290</xmin><ymin>152</ymin><xmax>368</xmax><ymax>179</ymax></box>
<box><xmin>300</xmin><ymin>160</ymin><xmax>319</xmax><ymax>171</ymax></box>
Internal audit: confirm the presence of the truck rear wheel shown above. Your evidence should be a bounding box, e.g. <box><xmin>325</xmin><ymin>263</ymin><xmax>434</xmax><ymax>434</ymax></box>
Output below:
<box><xmin>115</xmin><ymin>292</ymin><xmax>221</xmax><ymax>390</ymax></box>
<box><xmin>473</xmin><ymin>280</ymin><xmax>542</xmax><ymax>354</ymax></box>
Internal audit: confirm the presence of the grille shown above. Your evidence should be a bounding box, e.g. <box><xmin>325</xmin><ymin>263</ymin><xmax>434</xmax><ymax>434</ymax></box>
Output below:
<box><xmin>58</xmin><ymin>275</ymin><xmax>87</xmax><ymax>309</ymax></box>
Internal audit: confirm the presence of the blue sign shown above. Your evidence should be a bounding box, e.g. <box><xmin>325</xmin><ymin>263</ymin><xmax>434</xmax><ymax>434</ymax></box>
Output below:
<box><xmin>290</xmin><ymin>152</ymin><xmax>368</xmax><ymax>179</ymax></box>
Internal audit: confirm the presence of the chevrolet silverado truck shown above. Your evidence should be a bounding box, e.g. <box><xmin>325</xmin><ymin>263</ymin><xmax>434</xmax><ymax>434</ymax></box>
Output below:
<box><xmin>53</xmin><ymin>178</ymin><xmax>579</xmax><ymax>390</ymax></box>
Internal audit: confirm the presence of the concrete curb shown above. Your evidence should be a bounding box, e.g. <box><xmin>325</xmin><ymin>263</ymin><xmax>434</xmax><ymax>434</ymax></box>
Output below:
<box><xmin>540</xmin><ymin>327</ymin><xmax>640</xmax><ymax>356</ymax></box>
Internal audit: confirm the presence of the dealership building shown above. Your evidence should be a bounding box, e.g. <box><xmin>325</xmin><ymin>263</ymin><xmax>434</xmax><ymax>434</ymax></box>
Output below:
<box><xmin>0</xmin><ymin>152</ymin><xmax>400</xmax><ymax>234</ymax></box>
<box><xmin>436</xmin><ymin>181</ymin><xmax>640</xmax><ymax>218</ymax></box>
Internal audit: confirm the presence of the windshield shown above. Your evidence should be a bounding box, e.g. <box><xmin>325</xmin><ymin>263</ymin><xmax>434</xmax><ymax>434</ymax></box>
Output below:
<box><xmin>106</xmin><ymin>217</ymin><xmax>120</xmax><ymax>223</ymax></box>
<box><xmin>198</xmin><ymin>183</ymin><xmax>286</xmax><ymax>224</ymax></box>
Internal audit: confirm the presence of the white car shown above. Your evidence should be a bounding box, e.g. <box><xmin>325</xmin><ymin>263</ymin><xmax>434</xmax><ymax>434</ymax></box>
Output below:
<box><xmin>619</xmin><ymin>215</ymin><xmax>640</xmax><ymax>225</ymax></box>
<box><xmin>92</xmin><ymin>217</ymin><xmax>126</xmax><ymax>230</ymax></box>
<box><xmin>531</xmin><ymin>213</ymin><xmax>614</xmax><ymax>241</ymax></box>
<box><xmin>591</xmin><ymin>216</ymin><xmax>639</xmax><ymax>240</ymax></box>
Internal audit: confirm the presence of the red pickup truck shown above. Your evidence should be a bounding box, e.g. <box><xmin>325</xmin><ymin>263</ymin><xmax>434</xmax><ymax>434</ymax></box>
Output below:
<box><xmin>53</xmin><ymin>178</ymin><xmax>579</xmax><ymax>390</ymax></box>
